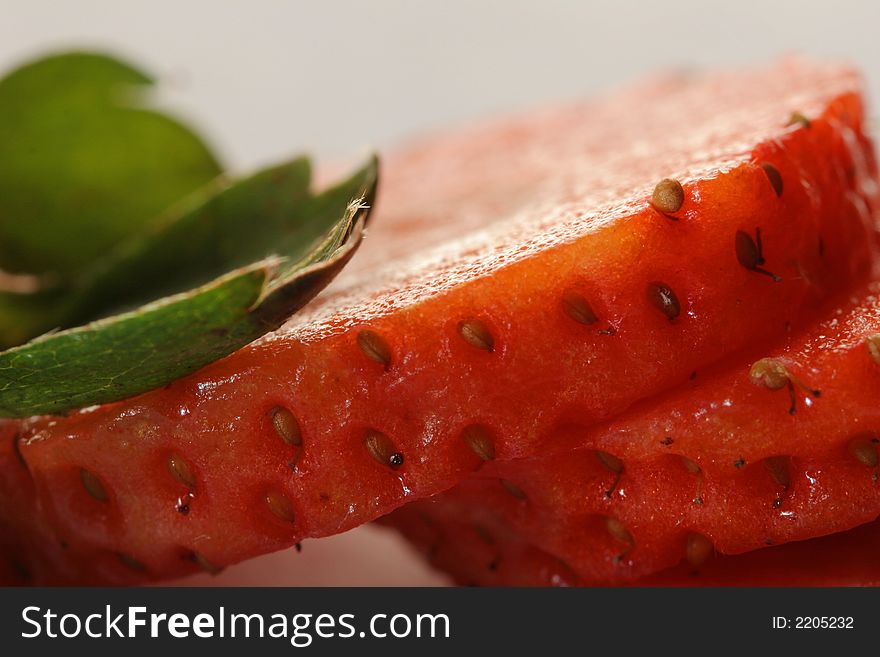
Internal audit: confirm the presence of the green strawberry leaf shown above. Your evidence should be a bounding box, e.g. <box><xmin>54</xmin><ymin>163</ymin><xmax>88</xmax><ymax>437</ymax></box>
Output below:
<box><xmin>0</xmin><ymin>51</ymin><xmax>222</xmax><ymax>275</ymax></box>
<box><xmin>0</xmin><ymin>155</ymin><xmax>314</xmax><ymax>348</ymax></box>
<box><xmin>0</xmin><ymin>156</ymin><xmax>378</xmax><ymax>417</ymax></box>
<box><xmin>75</xmin><ymin>155</ymin><xmax>315</xmax><ymax>318</ymax></box>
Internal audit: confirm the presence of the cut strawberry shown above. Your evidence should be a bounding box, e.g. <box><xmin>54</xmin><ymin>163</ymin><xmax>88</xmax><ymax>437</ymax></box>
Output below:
<box><xmin>386</xmin><ymin>500</ymin><xmax>880</xmax><ymax>587</ymax></box>
<box><xmin>3</xmin><ymin>59</ymin><xmax>879</xmax><ymax>583</ymax></box>
<box><xmin>388</xmin><ymin>282</ymin><xmax>880</xmax><ymax>584</ymax></box>
<box><xmin>640</xmin><ymin>517</ymin><xmax>880</xmax><ymax>587</ymax></box>
<box><xmin>380</xmin><ymin>502</ymin><xmax>584</xmax><ymax>587</ymax></box>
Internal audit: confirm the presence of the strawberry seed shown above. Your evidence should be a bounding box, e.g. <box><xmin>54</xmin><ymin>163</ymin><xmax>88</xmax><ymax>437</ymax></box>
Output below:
<box><xmin>685</xmin><ymin>532</ymin><xmax>713</xmax><ymax>566</ymax></box>
<box><xmin>500</xmin><ymin>479</ymin><xmax>527</xmax><ymax>500</ymax></box>
<box><xmin>364</xmin><ymin>429</ymin><xmax>404</xmax><ymax>470</ymax></box>
<box><xmin>749</xmin><ymin>358</ymin><xmax>820</xmax><ymax>414</ymax></box>
<box><xmin>357</xmin><ymin>330</ymin><xmax>392</xmax><ymax>369</ymax></box>
<box><xmin>462</xmin><ymin>424</ymin><xmax>495</xmax><ymax>461</ymax></box>
<box><xmin>867</xmin><ymin>334</ymin><xmax>880</xmax><ymax>365</ymax></box>
<box><xmin>735</xmin><ymin>228</ymin><xmax>781</xmax><ymax>282</ymax></box>
<box><xmin>167</xmin><ymin>453</ymin><xmax>197</xmax><ymax>489</ymax></box>
<box><xmin>117</xmin><ymin>553</ymin><xmax>146</xmax><ymax>572</ymax></box>
<box><xmin>80</xmin><ymin>468</ymin><xmax>108</xmax><ymax>502</ymax></box>
<box><xmin>596</xmin><ymin>450</ymin><xmax>624</xmax><ymax>474</ymax></box>
<box><xmin>651</xmin><ymin>178</ymin><xmax>685</xmax><ymax>214</ymax></box>
<box><xmin>269</xmin><ymin>405</ymin><xmax>302</xmax><ymax>447</ymax></box>
<box><xmin>596</xmin><ymin>450</ymin><xmax>623</xmax><ymax>498</ymax></box>
<box><xmin>646</xmin><ymin>282</ymin><xmax>681</xmax><ymax>320</ymax></box>
<box><xmin>764</xmin><ymin>456</ymin><xmax>791</xmax><ymax>508</ymax></box>
<box><xmin>681</xmin><ymin>456</ymin><xmax>704</xmax><ymax>505</ymax></box>
<box><xmin>606</xmin><ymin>516</ymin><xmax>635</xmax><ymax>562</ymax></box>
<box><xmin>265</xmin><ymin>490</ymin><xmax>296</xmax><ymax>523</ymax></box>
<box><xmin>788</xmin><ymin>111</ymin><xmax>811</xmax><ymax>128</ymax></box>
<box><xmin>561</xmin><ymin>289</ymin><xmax>598</xmax><ymax>325</ymax></box>
<box><xmin>189</xmin><ymin>551</ymin><xmax>222</xmax><ymax>575</ymax></box>
<box><xmin>847</xmin><ymin>435</ymin><xmax>879</xmax><ymax>482</ymax></box>
<box><xmin>458</xmin><ymin>319</ymin><xmax>494</xmax><ymax>352</ymax></box>
<box><xmin>761</xmin><ymin>163</ymin><xmax>784</xmax><ymax>196</ymax></box>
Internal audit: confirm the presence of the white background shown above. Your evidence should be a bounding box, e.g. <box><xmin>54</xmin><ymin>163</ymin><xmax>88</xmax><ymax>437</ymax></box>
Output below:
<box><xmin>2</xmin><ymin>0</ymin><xmax>878</xmax><ymax>585</ymax></box>
<box><xmin>3</xmin><ymin>0</ymin><xmax>879</xmax><ymax>171</ymax></box>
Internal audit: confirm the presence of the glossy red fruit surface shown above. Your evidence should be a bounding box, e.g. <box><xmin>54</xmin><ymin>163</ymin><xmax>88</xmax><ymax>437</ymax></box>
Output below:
<box><xmin>392</xmin><ymin>283</ymin><xmax>880</xmax><ymax>584</ymax></box>
<box><xmin>386</xmin><ymin>500</ymin><xmax>880</xmax><ymax>587</ymax></box>
<box><xmin>3</xmin><ymin>59</ymin><xmax>877</xmax><ymax>583</ymax></box>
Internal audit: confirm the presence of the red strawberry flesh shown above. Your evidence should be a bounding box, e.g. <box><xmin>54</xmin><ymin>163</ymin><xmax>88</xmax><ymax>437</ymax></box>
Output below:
<box><xmin>389</xmin><ymin>281</ymin><xmax>880</xmax><ymax>584</ymax></box>
<box><xmin>385</xmin><ymin>499</ymin><xmax>880</xmax><ymax>587</ymax></box>
<box><xmin>3</xmin><ymin>59</ymin><xmax>879</xmax><ymax>583</ymax></box>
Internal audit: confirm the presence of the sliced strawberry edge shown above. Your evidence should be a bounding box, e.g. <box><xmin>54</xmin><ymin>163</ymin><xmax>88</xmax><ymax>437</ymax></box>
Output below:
<box><xmin>393</xmin><ymin>280</ymin><xmax>880</xmax><ymax>584</ymax></box>
<box><xmin>384</xmin><ymin>502</ymin><xmax>880</xmax><ymax>587</ymax></box>
<box><xmin>2</xmin><ymin>63</ymin><xmax>880</xmax><ymax>585</ymax></box>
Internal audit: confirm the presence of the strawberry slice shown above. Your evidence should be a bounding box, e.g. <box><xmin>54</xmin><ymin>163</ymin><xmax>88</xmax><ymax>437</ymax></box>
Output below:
<box><xmin>388</xmin><ymin>282</ymin><xmax>880</xmax><ymax>584</ymax></box>
<box><xmin>380</xmin><ymin>502</ymin><xmax>584</xmax><ymax>587</ymax></box>
<box><xmin>385</xmin><ymin>499</ymin><xmax>880</xmax><ymax>587</ymax></box>
<box><xmin>640</xmin><ymin>517</ymin><xmax>880</xmax><ymax>586</ymax></box>
<box><xmin>4</xmin><ymin>59</ymin><xmax>879</xmax><ymax>583</ymax></box>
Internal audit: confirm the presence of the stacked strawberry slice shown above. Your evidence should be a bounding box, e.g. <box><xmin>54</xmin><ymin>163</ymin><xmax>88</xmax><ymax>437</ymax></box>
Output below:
<box><xmin>386</xmin><ymin>284</ymin><xmax>880</xmax><ymax>584</ymax></box>
<box><xmin>2</xmin><ymin>58</ymin><xmax>880</xmax><ymax>585</ymax></box>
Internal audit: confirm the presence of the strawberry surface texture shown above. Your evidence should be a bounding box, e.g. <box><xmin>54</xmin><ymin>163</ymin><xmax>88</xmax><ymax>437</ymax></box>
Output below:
<box><xmin>2</xmin><ymin>58</ymin><xmax>879</xmax><ymax>584</ymax></box>
<box><xmin>386</xmin><ymin>281</ymin><xmax>880</xmax><ymax>584</ymax></box>
<box><xmin>386</xmin><ymin>496</ymin><xmax>880</xmax><ymax>587</ymax></box>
